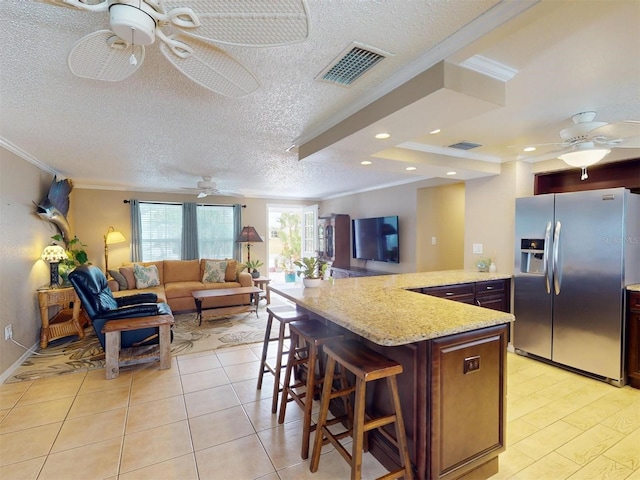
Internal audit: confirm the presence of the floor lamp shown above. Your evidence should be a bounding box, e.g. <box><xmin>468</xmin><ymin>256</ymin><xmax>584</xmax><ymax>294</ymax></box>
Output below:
<box><xmin>236</xmin><ymin>226</ymin><xmax>263</xmax><ymax>264</ymax></box>
<box><xmin>104</xmin><ymin>226</ymin><xmax>126</xmax><ymax>273</ymax></box>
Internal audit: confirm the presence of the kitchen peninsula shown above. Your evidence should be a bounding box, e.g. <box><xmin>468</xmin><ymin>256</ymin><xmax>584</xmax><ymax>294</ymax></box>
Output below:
<box><xmin>271</xmin><ymin>271</ymin><xmax>514</xmax><ymax>480</ymax></box>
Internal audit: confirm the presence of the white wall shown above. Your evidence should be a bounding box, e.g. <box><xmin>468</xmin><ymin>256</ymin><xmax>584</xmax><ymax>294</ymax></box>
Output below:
<box><xmin>463</xmin><ymin>161</ymin><xmax>534</xmax><ymax>274</ymax></box>
<box><xmin>416</xmin><ymin>183</ymin><xmax>465</xmax><ymax>271</ymax></box>
<box><xmin>320</xmin><ymin>178</ymin><xmax>460</xmax><ymax>273</ymax></box>
<box><xmin>0</xmin><ymin>148</ymin><xmax>60</xmax><ymax>378</ymax></box>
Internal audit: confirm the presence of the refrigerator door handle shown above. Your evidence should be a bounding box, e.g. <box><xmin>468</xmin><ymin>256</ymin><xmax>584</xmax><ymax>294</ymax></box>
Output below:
<box><xmin>553</xmin><ymin>220</ymin><xmax>562</xmax><ymax>295</ymax></box>
<box><xmin>544</xmin><ymin>221</ymin><xmax>552</xmax><ymax>294</ymax></box>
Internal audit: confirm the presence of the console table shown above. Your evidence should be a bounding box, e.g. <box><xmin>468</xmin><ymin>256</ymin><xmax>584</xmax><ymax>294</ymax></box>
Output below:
<box><xmin>37</xmin><ymin>286</ymin><xmax>88</xmax><ymax>348</ymax></box>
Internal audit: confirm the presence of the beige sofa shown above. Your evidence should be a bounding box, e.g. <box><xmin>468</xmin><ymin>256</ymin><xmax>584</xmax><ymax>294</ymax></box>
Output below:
<box><xmin>108</xmin><ymin>259</ymin><xmax>254</xmax><ymax>313</ymax></box>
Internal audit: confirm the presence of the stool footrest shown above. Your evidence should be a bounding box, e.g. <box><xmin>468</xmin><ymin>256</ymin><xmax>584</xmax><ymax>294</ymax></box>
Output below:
<box><xmin>329</xmin><ymin>385</ymin><xmax>356</xmax><ymax>399</ymax></box>
<box><xmin>364</xmin><ymin>414</ymin><xmax>397</xmax><ymax>432</ymax></box>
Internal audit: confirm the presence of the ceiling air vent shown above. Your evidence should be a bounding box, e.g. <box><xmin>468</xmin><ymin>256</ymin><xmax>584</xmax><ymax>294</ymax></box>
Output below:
<box><xmin>317</xmin><ymin>42</ymin><xmax>391</xmax><ymax>87</ymax></box>
<box><xmin>448</xmin><ymin>141</ymin><xmax>482</xmax><ymax>150</ymax></box>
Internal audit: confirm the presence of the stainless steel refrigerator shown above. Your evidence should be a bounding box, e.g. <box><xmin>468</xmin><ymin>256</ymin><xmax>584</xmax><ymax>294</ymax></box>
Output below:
<box><xmin>514</xmin><ymin>187</ymin><xmax>640</xmax><ymax>386</ymax></box>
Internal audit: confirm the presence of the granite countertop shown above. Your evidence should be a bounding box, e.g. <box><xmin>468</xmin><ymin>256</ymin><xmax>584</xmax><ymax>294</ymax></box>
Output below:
<box><xmin>270</xmin><ymin>270</ymin><xmax>515</xmax><ymax>347</ymax></box>
<box><xmin>628</xmin><ymin>284</ymin><xmax>640</xmax><ymax>292</ymax></box>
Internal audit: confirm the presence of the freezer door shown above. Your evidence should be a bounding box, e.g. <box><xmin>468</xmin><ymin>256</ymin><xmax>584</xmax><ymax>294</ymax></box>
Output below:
<box><xmin>552</xmin><ymin>189</ymin><xmax>626</xmax><ymax>381</ymax></box>
<box><xmin>514</xmin><ymin>195</ymin><xmax>555</xmax><ymax>359</ymax></box>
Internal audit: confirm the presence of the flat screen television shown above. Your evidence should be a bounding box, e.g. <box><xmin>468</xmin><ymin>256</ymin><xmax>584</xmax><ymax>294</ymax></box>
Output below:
<box><xmin>352</xmin><ymin>215</ymin><xmax>399</xmax><ymax>263</ymax></box>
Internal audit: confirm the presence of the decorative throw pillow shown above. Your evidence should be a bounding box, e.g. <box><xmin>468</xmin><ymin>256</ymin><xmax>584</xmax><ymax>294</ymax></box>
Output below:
<box><xmin>108</xmin><ymin>269</ymin><xmax>128</xmax><ymax>290</ymax></box>
<box><xmin>225</xmin><ymin>259</ymin><xmax>238</xmax><ymax>282</ymax></box>
<box><xmin>119</xmin><ymin>266</ymin><xmax>136</xmax><ymax>290</ymax></box>
<box><xmin>133</xmin><ymin>263</ymin><xmax>161</xmax><ymax>289</ymax></box>
<box><xmin>203</xmin><ymin>260</ymin><xmax>228</xmax><ymax>283</ymax></box>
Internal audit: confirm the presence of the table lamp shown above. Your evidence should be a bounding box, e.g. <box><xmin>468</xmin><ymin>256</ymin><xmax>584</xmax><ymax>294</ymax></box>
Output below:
<box><xmin>104</xmin><ymin>226</ymin><xmax>126</xmax><ymax>273</ymax></box>
<box><xmin>236</xmin><ymin>226</ymin><xmax>263</xmax><ymax>263</ymax></box>
<box><xmin>41</xmin><ymin>244</ymin><xmax>67</xmax><ymax>287</ymax></box>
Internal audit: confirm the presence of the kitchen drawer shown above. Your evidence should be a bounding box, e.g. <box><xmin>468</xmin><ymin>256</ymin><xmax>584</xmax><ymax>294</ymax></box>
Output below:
<box><xmin>475</xmin><ymin>280</ymin><xmax>506</xmax><ymax>297</ymax></box>
<box><xmin>423</xmin><ymin>284</ymin><xmax>475</xmax><ymax>303</ymax></box>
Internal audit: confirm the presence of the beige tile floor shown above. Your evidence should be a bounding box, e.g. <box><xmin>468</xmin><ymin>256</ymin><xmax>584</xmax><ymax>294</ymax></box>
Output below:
<box><xmin>1</xmin><ymin>342</ymin><xmax>639</xmax><ymax>479</ymax></box>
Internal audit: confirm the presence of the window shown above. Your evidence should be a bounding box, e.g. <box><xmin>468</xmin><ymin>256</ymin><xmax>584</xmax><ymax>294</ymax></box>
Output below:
<box><xmin>138</xmin><ymin>202</ymin><xmax>238</xmax><ymax>261</ymax></box>
<box><xmin>139</xmin><ymin>203</ymin><xmax>182</xmax><ymax>261</ymax></box>
<box><xmin>197</xmin><ymin>205</ymin><xmax>235</xmax><ymax>258</ymax></box>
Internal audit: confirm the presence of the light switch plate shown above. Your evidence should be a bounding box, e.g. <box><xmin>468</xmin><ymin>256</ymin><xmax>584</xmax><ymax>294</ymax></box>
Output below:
<box><xmin>473</xmin><ymin>243</ymin><xmax>483</xmax><ymax>254</ymax></box>
<box><xmin>431</xmin><ymin>237</ymin><xmax>437</xmax><ymax>245</ymax></box>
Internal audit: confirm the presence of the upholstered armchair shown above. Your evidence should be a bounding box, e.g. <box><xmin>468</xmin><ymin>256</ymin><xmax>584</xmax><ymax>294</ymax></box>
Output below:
<box><xmin>69</xmin><ymin>265</ymin><xmax>173</xmax><ymax>350</ymax></box>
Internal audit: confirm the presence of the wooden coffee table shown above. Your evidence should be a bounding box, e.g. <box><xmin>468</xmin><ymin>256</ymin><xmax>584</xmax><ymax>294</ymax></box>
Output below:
<box><xmin>192</xmin><ymin>286</ymin><xmax>262</xmax><ymax>325</ymax></box>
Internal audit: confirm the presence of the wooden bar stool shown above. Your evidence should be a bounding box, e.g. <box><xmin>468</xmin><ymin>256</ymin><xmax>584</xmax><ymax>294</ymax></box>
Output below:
<box><xmin>256</xmin><ymin>305</ymin><xmax>309</xmax><ymax>413</ymax></box>
<box><xmin>310</xmin><ymin>339</ymin><xmax>413</xmax><ymax>480</ymax></box>
<box><xmin>277</xmin><ymin>319</ymin><xmax>346</xmax><ymax>459</ymax></box>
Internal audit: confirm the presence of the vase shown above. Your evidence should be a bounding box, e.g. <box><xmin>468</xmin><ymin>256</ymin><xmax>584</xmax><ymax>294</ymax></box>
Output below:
<box><xmin>251</xmin><ymin>270</ymin><xmax>260</xmax><ymax>279</ymax></box>
<box><xmin>302</xmin><ymin>278</ymin><xmax>323</xmax><ymax>288</ymax></box>
<box><xmin>285</xmin><ymin>272</ymin><xmax>296</xmax><ymax>283</ymax></box>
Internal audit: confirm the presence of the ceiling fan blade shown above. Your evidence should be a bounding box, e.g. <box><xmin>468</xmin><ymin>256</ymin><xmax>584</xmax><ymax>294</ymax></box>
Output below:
<box><xmin>159</xmin><ymin>34</ymin><xmax>259</xmax><ymax>97</ymax></box>
<box><xmin>36</xmin><ymin>0</ymin><xmax>108</xmax><ymax>11</ymax></box>
<box><xmin>589</xmin><ymin>121</ymin><xmax>640</xmax><ymax>148</ymax></box>
<box><xmin>68</xmin><ymin>30</ymin><xmax>145</xmax><ymax>81</ymax></box>
<box><xmin>163</xmin><ymin>0</ymin><xmax>309</xmax><ymax>47</ymax></box>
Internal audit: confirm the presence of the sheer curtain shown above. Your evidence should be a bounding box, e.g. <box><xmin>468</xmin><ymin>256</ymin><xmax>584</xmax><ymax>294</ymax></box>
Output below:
<box><xmin>182</xmin><ymin>202</ymin><xmax>199</xmax><ymax>260</ymax></box>
<box><xmin>129</xmin><ymin>199</ymin><xmax>142</xmax><ymax>262</ymax></box>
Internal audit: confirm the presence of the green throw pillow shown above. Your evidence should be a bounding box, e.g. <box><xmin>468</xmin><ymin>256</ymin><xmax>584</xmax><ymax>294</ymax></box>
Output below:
<box><xmin>203</xmin><ymin>260</ymin><xmax>228</xmax><ymax>283</ymax></box>
<box><xmin>133</xmin><ymin>264</ymin><xmax>160</xmax><ymax>289</ymax></box>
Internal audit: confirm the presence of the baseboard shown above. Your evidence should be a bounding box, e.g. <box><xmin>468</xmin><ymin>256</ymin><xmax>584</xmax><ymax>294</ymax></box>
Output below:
<box><xmin>0</xmin><ymin>340</ymin><xmax>38</xmax><ymax>384</ymax></box>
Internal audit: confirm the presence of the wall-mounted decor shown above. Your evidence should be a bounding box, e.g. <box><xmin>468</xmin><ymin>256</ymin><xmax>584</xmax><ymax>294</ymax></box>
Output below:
<box><xmin>35</xmin><ymin>176</ymin><xmax>73</xmax><ymax>245</ymax></box>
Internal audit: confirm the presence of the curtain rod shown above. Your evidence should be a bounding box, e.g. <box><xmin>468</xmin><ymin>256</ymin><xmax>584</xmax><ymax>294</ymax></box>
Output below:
<box><xmin>123</xmin><ymin>200</ymin><xmax>246</xmax><ymax>208</ymax></box>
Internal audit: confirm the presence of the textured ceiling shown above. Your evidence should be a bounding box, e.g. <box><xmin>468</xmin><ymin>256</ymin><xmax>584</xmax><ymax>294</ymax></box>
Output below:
<box><xmin>1</xmin><ymin>0</ymin><xmax>639</xmax><ymax>200</ymax></box>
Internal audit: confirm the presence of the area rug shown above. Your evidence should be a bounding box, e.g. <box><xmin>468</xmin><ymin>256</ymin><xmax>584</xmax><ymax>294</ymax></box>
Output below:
<box><xmin>6</xmin><ymin>304</ymin><xmax>279</xmax><ymax>383</ymax></box>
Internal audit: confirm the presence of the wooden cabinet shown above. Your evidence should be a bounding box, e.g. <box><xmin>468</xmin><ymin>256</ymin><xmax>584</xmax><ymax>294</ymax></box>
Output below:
<box><xmin>628</xmin><ymin>291</ymin><xmax>640</xmax><ymax>389</ymax></box>
<box><xmin>358</xmin><ymin>324</ymin><xmax>508</xmax><ymax>480</ymax></box>
<box><xmin>416</xmin><ymin>279</ymin><xmax>511</xmax><ymax>313</ymax></box>
<box><xmin>317</xmin><ymin>214</ymin><xmax>350</xmax><ymax>269</ymax></box>
<box><xmin>475</xmin><ymin>280</ymin><xmax>510</xmax><ymax>312</ymax></box>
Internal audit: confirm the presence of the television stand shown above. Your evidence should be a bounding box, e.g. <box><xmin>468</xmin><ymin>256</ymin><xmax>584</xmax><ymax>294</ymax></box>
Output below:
<box><xmin>330</xmin><ymin>266</ymin><xmax>392</xmax><ymax>279</ymax></box>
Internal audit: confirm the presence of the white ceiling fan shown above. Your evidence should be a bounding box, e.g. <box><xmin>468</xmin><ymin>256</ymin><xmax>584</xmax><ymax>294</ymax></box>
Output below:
<box><xmin>525</xmin><ymin>112</ymin><xmax>640</xmax><ymax>180</ymax></box>
<box><xmin>37</xmin><ymin>0</ymin><xmax>310</xmax><ymax>97</ymax></box>
<box><xmin>183</xmin><ymin>176</ymin><xmax>242</xmax><ymax>198</ymax></box>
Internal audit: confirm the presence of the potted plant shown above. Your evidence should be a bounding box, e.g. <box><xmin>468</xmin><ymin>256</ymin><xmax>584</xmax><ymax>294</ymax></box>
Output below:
<box><xmin>52</xmin><ymin>235</ymin><xmax>89</xmax><ymax>285</ymax></box>
<box><xmin>294</xmin><ymin>257</ymin><xmax>328</xmax><ymax>288</ymax></box>
<box><xmin>280</xmin><ymin>257</ymin><xmax>297</xmax><ymax>283</ymax></box>
<box><xmin>241</xmin><ymin>259</ymin><xmax>264</xmax><ymax>278</ymax></box>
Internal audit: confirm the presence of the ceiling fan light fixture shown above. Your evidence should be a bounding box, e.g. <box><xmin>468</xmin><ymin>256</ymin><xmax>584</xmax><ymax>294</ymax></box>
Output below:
<box><xmin>558</xmin><ymin>146</ymin><xmax>611</xmax><ymax>167</ymax></box>
<box><xmin>109</xmin><ymin>3</ymin><xmax>156</xmax><ymax>46</ymax></box>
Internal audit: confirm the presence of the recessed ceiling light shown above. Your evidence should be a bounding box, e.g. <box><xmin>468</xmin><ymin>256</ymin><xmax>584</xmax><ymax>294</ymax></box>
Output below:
<box><xmin>406</xmin><ymin>166</ymin><xmax>416</xmax><ymax>171</ymax></box>
<box><xmin>361</xmin><ymin>160</ymin><xmax>372</xmax><ymax>165</ymax></box>
<box><xmin>446</xmin><ymin>171</ymin><xmax>457</xmax><ymax>176</ymax></box>
<box><xmin>524</xmin><ymin>146</ymin><xmax>536</xmax><ymax>152</ymax></box>
<box><xmin>429</xmin><ymin>129</ymin><xmax>441</xmax><ymax>134</ymax></box>
<box><xmin>375</xmin><ymin>133</ymin><xmax>390</xmax><ymax>139</ymax></box>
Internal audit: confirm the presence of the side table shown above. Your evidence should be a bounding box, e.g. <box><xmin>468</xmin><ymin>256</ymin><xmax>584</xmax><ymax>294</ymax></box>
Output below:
<box><xmin>253</xmin><ymin>276</ymin><xmax>271</xmax><ymax>304</ymax></box>
<box><xmin>37</xmin><ymin>286</ymin><xmax>88</xmax><ymax>348</ymax></box>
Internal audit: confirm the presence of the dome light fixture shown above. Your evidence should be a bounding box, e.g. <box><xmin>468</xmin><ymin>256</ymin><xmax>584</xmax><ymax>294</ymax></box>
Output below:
<box><xmin>375</xmin><ymin>133</ymin><xmax>390</xmax><ymax>139</ymax></box>
<box><xmin>558</xmin><ymin>142</ymin><xmax>610</xmax><ymax>180</ymax></box>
